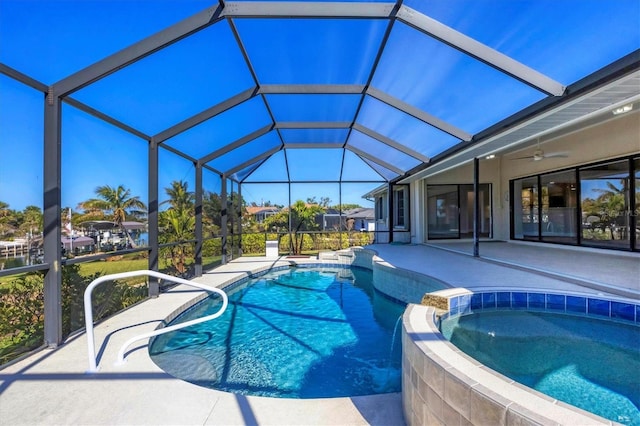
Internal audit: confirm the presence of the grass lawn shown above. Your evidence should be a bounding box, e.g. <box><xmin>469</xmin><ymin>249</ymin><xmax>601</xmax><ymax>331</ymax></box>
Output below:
<box><xmin>0</xmin><ymin>254</ymin><xmax>223</xmax><ymax>287</ymax></box>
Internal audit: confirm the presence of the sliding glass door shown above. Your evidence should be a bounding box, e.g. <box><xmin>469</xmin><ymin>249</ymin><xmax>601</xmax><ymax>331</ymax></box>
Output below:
<box><xmin>427</xmin><ymin>185</ymin><xmax>459</xmax><ymax>239</ymax></box>
<box><xmin>513</xmin><ymin>171</ymin><xmax>584</xmax><ymax>244</ymax></box>
<box><xmin>427</xmin><ymin>184</ymin><xmax>492</xmax><ymax>239</ymax></box>
<box><xmin>459</xmin><ymin>184</ymin><xmax>491</xmax><ymax>238</ymax></box>
<box><xmin>580</xmin><ymin>160</ymin><xmax>631</xmax><ymax>249</ymax></box>
<box><xmin>511</xmin><ymin>155</ymin><xmax>638</xmax><ymax>251</ymax></box>
<box><xmin>540</xmin><ymin>170</ymin><xmax>578</xmax><ymax>244</ymax></box>
<box><xmin>512</xmin><ymin>177</ymin><xmax>539</xmax><ymax>240</ymax></box>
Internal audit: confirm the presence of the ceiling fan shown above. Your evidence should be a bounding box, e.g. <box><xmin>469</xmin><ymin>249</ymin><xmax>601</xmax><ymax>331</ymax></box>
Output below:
<box><xmin>513</xmin><ymin>140</ymin><xmax>568</xmax><ymax>161</ymax></box>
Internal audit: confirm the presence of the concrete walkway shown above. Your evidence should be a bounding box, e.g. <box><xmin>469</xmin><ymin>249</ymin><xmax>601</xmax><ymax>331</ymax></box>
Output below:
<box><xmin>372</xmin><ymin>241</ymin><xmax>640</xmax><ymax>298</ymax></box>
<box><xmin>0</xmin><ymin>244</ymin><xmax>637</xmax><ymax>425</ymax></box>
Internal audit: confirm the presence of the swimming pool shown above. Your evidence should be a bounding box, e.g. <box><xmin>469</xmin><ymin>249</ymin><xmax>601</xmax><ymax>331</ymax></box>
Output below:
<box><xmin>440</xmin><ymin>301</ymin><xmax>640</xmax><ymax>425</ymax></box>
<box><xmin>149</xmin><ymin>266</ymin><xmax>405</xmax><ymax>398</ymax></box>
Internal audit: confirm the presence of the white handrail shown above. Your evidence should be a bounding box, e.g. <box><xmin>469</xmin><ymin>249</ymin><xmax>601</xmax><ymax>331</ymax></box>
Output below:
<box><xmin>84</xmin><ymin>270</ymin><xmax>228</xmax><ymax>373</ymax></box>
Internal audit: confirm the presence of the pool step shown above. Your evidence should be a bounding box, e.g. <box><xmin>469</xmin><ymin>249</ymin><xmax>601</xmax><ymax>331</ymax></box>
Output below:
<box><xmin>318</xmin><ymin>251</ymin><xmax>339</xmax><ymax>261</ymax></box>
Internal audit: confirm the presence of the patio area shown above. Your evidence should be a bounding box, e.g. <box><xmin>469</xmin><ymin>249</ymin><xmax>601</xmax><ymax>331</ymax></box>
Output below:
<box><xmin>375</xmin><ymin>240</ymin><xmax>640</xmax><ymax>298</ymax></box>
<box><xmin>1</xmin><ymin>243</ymin><xmax>636</xmax><ymax>426</ymax></box>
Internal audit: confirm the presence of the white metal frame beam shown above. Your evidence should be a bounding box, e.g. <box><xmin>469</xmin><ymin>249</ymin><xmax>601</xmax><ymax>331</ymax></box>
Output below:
<box><xmin>259</xmin><ymin>84</ymin><xmax>366</xmax><ymax>94</ymax></box>
<box><xmin>366</xmin><ymin>87</ymin><xmax>472</xmax><ymax>141</ymax></box>
<box><xmin>396</xmin><ymin>5</ymin><xmax>565</xmax><ymax>96</ymax></box>
<box><xmin>225</xmin><ymin>145</ymin><xmax>282</xmax><ymax>175</ymax></box>
<box><xmin>284</xmin><ymin>143</ymin><xmax>344</xmax><ymax>149</ymax></box>
<box><xmin>63</xmin><ymin>97</ymin><xmax>151</xmax><ymax>141</ymax></box>
<box><xmin>221</xmin><ymin>1</ymin><xmax>396</xmax><ymax>18</ymax></box>
<box><xmin>275</xmin><ymin>121</ymin><xmax>351</xmax><ymax>129</ymax></box>
<box><xmin>54</xmin><ymin>5</ymin><xmax>224</xmax><ymax>96</ymax></box>
<box><xmin>154</xmin><ymin>87</ymin><xmax>257</xmax><ymax>143</ymax></box>
<box><xmin>346</xmin><ymin>145</ymin><xmax>404</xmax><ymax>175</ymax></box>
<box><xmin>200</xmin><ymin>124</ymin><xmax>274</xmax><ymax>164</ymax></box>
<box><xmin>352</xmin><ymin>123</ymin><xmax>430</xmax><ymax>163</ymax></box>
<box><xmin>0</xmin><ymin>63</ymin><xmax>48</xmax><ymax>92</ymax></box>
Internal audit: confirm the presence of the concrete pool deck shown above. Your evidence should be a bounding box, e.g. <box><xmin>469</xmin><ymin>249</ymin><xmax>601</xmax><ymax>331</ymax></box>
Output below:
<box><xmin>0</xmin><ymin>242</ymin><xmax>638</xmax><ymax>425</ymax></box>
<box><xmin>373</xmin><ymin>240</ymin><xmax>640</xmax><ymax>298</ymax></box>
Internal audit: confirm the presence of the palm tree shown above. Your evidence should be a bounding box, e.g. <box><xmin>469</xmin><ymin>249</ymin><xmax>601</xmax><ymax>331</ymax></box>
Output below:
<box><xmin>161</xmin><ymin>180</ymin><xmax>194</xmax><ymax>213</ymax></box>
<box><xmin>203</xmin><ymin>191</ymin><xmax>222</xmax><ymax>236</ymax></box>
<box><xmin>78</xmin><ymin>185</ymin><xmax>146</xmax><ymax>247</ymax></box>
<box><xmin>0</xmin><ymin>201</ymin><xmax>16</xmax><ymax>239</ymax></box>
<box><xmin>160</xmin><ymin>208</ymin><xmax>195</xmax><ymax>274</ymax></box>
<box><xmin>591</xmin><ymin>179</ymin><xmax>629</xmax><ymax>239</ymax></box>
<box><xmin>264</xmin><ymin>200</ymin><xmax>323</xmax><ymax>255</ymax></box>
<box><xmin>159</xmin><ymin>180</ymin><xmax>195</xmax><ymax>240</ymax></box>
<box><xmin>158</xmin><ymin>180</ymin><xmax>196</xmax><ymax>275</ymax></box>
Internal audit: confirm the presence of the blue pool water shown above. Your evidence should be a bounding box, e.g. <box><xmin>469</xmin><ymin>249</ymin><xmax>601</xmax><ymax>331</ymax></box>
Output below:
<box><xmin>149</xmin><ymin>266</ymin><xmax>405</xmax><ymax>398</ymax></box>
<box><xmin>440</xmin><ymin>310</ymin><xmax>640</xmax><ymax>425</ymax></box>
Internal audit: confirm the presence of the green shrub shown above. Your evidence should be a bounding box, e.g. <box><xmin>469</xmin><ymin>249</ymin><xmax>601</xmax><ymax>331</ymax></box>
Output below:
<box><xmin>0</xmin><ymin>264</ymin><xmax>147</xmax><ymax>365</ymax></box>
<box><xmin>202</xmin><ymin>238</ymin><xmax>222</xmax><ymax>257</ymax></box>
<box><xmin>242</xmin><ymin>233</ymin><xmax>266</xmax><ymax>254</ymax></box>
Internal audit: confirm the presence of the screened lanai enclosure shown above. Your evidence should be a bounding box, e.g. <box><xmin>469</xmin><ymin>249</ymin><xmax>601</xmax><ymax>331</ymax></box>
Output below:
<box><xmin>1</xmin><ymin>1</ymin><xmax>638</xmax><ymax>361</ymax></box>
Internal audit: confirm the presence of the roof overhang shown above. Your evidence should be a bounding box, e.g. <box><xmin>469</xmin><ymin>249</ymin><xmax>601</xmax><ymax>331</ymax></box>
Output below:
<box><xmin>398</xmin><ymin>51</ymin><xmax>640</xmax><ymax>183</ymax></box>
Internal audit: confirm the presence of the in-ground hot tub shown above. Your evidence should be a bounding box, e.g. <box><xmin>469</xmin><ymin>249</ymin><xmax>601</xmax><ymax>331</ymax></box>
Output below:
<box><xmin>402</xmin><ymin>288</ymin><xmax>640</xmax><ymax>426</ymax></box>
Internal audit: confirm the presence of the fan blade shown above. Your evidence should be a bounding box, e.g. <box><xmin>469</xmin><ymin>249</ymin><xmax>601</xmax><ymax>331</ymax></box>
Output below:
<box><xmin>511</xmin><ymin>155</ymin><xmax>534</xmax><ymax>160</ymax></box>
<box><xmin>544</xmin><ymin>152</ymin><xmax>569</xmax><ymax>158</ymax></box>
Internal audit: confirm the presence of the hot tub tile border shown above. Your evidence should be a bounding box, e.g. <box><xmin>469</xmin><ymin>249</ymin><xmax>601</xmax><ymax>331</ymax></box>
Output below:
<box><xmin>442</xmin><ymin>289</ymin><xmax>640</xmax><ymax>325</ymax></box>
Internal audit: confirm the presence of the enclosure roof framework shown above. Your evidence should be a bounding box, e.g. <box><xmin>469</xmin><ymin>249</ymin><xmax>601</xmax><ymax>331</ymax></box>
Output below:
<box><xmin>6</xmin><ymin>0</ymin><xmax>638</xmax><ymax>185</ymax></box>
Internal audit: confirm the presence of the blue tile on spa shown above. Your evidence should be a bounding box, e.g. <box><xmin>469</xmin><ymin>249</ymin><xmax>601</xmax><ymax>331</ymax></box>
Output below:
<box><xmin>482</xmin><ymin>292</ymin><xmax>496</xmax><ymax>309</ymax></box>
<box><xmin>450</xmin><ymin>296</ymin><xmax>459</xmax><ymax>311</ymax></box>
<box><xmin>459</xmin><ymin>294</ymin><xmax>471</xmax><ymax>314</ymax></box>
<box><xmin>511</xmin><ymin>292</ymin><xmax>527</xmax><ymax>309</ymax></box>
<box><xmin>497</xmin><ymin>292</ymin><xmax>511</xmax><ymax>308</ymax></box>
<box><xmin>528</xmin><ymin>293</ymin><xmax>545</xmax><ymax>309</ymax></box>
<box><xmin>566</xmin><ymin>296</ymin><xmax>586</xmax><ymax>314</ymax></box>
<box><xmin>471</xmin><ymin>293</ymin><xmax>482</xmax><ymax>310</ymax></box>
<box><xmin>546</xmin><ymin>294</ymin><xmax>565</xmax><ymax>311</ymax></box>
<box><xmin>588</xmin><ymin>298</ymin><xmax>610</xmax><ymax>317</ymax></box>
<box><xmin>611</xmin><ymin>301</ymin><xmax>635</xmax><ymax>322</ymax></box>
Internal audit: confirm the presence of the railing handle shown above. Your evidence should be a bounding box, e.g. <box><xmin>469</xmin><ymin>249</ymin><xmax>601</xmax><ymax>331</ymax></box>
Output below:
<box><xmin>84</xmin><ymin>270</ymin><xmax>228</xmax><ymax>373</ymax></box>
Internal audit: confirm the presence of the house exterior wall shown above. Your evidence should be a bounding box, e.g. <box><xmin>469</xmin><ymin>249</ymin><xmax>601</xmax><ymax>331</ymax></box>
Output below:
<box><xmin>410</xmin><ymin>111</ymin><xmax>640</xmax><ymax>244</ymax></box>
<box><xmin>374</xmin><ymin>192</ymin><xmax>390</xmax><ymax>244</ymax></box>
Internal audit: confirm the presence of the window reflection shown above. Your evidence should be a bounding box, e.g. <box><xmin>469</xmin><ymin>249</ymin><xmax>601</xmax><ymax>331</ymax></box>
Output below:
<box><xmin>580</xmin><ymin>160</ymin><xmax>631</xmax><ymax>249</ymax></box>
<box><xmin>540</xmin><ymin>171</ymin><xmax>577</xmax><ymax>244</ymax></box>
<box><xmin>427</xmin><ymin>184</ymin><xmax>491</xmax><ymax>239</ymax></box>
<box><xmin>512</xmin><ymin>177</ymin><xmax>538</xmax><ymax>240</ymax></box>
<box><xmin>427</xmin><ymin>185</ymin><xmax>459</xmax><ymax>239</ymax></box>
<box><xmin>393</xmin><ymin>186</ymin><xmax>408</xmax><ymax>229</ymax></box>
<box><xmin>460</xmin><ymin>184</ymin><xmax>491</xmax><ymax>239</ymax></box>
<box><xmin>511</xmin><ymin>156</ymin><xmax>637</xmax><ymax>251</ymax></box>
<box><xmin>635</xmin><ymin>158</ymin><xmax>640</xmax><ymax>248</ymax></box>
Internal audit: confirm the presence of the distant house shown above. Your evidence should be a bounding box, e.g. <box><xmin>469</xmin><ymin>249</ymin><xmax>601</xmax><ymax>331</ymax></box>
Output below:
<box><xmin>314</xmin><ymin>207</ymin><xmax>375</xmax><ymax>231</ymax></box>
<box><xmin>246</xmin><ymin>206</ymin><xmax>280</xmax><ymax>223</ymax></box>
<box><xmin>345</xmin><ymin>208</ymin><xmax>375</xmax><ymax>231</ymax></box>
<box><xmin>61</xmin><ymin>236</ymin><xmax>95</xmax><ymax>255</ymax></box>
<box><xmin>316</xmin><ymin>208</ymin><xmax>342</xmax><ymax>231</ymax></box>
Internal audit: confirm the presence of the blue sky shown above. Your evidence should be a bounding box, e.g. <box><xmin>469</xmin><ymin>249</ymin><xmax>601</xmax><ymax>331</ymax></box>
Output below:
<box><xmin>1</xmin><ymin>0</ymin><xmax>639</xmax><ymax>212</ymax></box>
